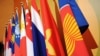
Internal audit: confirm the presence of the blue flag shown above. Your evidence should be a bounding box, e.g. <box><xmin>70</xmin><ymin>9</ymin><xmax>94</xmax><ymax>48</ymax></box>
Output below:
<box><xmin>69</xmin><ymin>0</ymin><xmax>89</xmax><ymax>33</ymax></box>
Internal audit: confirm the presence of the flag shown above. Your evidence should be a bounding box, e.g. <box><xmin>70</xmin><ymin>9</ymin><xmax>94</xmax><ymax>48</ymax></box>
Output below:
<box><xmin>69</xmin><ymin>0</ymin><xmax>98</xmax><ymax>55</ymax></box>
<box><xmin>20</xmin><ymin>5</ymin><xmax>27</xmax><ymax>56</ymax></box>
<box><xmin>25</xmin><ymin>3</ymin><xmax>34</xmax><ymax>56</ymax></box>
<box><xmin>8</xmin><ymin>17</ymin><xmax>15</xmax><ymax>56</ymax></box>
<box><xmin>69</xmin><ymin>0</ymin><xmax>89</xmax><ymax>33</ymax></box>
<box><xmin>7</xmin><ymin>21</ymin><xmax>12</xmax><ymax>46</ymax></box>
<box><xmin>5</xmin><ymin>20</ymin><xmax>12</xmax><ymax>56</ymax></box>
<box><xmin>4</xmin><ymin>27</ymin><xmax>8</xmax><ymax>49</ymax></box>
<box><xmin>58</xmin><ymin>0</ymin><xmax>89</xmax><ymax>56</ymax></box>
<box><xmin>9</xmin><ymin>41</ymin><xmax>14</xmax><ymax>56</ymax></box>
<box><xmin>8</xmin><ymin>20</ymin><xmax>12</xmax><ymax>47</ymax></box>
<box><xmin>4</xmin><ymin>23</ymin><xmax>9</xmax><ymax>50</ymax></box>
<box><xmin>53</xmin><ymin>0</ymin><xmax>67</xmax><ymax>55</ymax></box>
<box><xmin>82</xmin><ymin>29</ymin><xmax>98</xmax><ymax>56</ymax></box>
<box><xmin>14</xmin><ymin>9</ymin><xmax>21</xmax><ymax>56</ymax></box>
<box><xmin>31</xmin><ymin>0</ymin><xmax>47</xmax><ymax>56</ymax></box>
<box><xmin>40</xmin><ymin>0</ymin><xmax>65</xmax><ymax>56</ymax></box>
<box><xmin>4</xmin><ymin>26</ymin><xmax>8</xmax><ymax>56</ymax></box>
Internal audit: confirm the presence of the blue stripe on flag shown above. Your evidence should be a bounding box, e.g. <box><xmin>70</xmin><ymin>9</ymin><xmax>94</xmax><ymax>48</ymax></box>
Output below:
<box><xmin>32</xmin><ymin>23</ymin><xmax>46</xmax><ymax>56</ymax></box>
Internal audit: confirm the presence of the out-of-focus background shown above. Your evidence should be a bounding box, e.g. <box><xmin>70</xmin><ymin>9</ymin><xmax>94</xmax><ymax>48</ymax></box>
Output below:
<box><xmin>0</xmin><ymin>0</ymin><xmax>99</xmax><ymax>56</ymax></box>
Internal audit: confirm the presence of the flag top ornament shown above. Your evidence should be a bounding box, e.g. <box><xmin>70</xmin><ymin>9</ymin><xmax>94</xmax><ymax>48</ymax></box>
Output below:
<box><xmin>58</xmin><ymin>0</ymin><xmax>89</xmax><ymax>56</ymax></box>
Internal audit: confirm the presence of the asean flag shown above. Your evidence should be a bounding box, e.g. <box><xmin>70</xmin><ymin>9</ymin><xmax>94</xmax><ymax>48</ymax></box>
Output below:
<box><xmin>58</xmin><ymin>0</ymin><xmax>89</xmax><ymax>56</ymax></box>
<box><xmin>40</xmin><ymin>0</ymin><xmax>65</xmax><ymax>56</ymax></box>
<box><xmin>69</xmin><ymin>0</ymin><xmax>98</xmax><ymax>55</ymax></box>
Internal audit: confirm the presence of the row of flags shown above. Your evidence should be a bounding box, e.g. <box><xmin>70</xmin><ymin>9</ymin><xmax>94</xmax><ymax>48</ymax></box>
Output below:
<box><xmin>4</xmin><ymin>0</ymin><xmax>98</xmax><ymax>56</ymax></box>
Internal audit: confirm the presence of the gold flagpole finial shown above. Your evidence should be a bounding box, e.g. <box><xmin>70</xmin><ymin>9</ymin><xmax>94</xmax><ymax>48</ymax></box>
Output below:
<box><xmin>20</xmin><ymin>2</ymin><xmax>24</xmax><ymax>6</ymax></box>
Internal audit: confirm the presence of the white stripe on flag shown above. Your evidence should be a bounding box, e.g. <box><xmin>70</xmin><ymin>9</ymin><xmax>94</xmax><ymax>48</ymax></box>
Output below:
<box><xmin>31</xmin><ymin>6</ymin><xmax>44</xmax><ymax>35</ymax></box>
